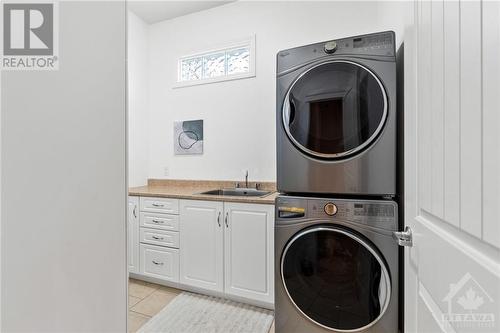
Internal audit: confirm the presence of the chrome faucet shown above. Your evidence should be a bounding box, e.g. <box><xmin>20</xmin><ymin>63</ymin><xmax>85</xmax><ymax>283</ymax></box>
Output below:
<box><xmin>245</xmin><ymin>170</ymin><xmax>249</xmax><ymax>188</ymax></box>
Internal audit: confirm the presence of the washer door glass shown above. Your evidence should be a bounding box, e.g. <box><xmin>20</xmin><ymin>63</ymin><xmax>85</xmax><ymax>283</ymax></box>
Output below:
<box><xmin>281</xmin><ymin>227</ymin><xmax>391</xmax><ymax>331</ymax></box>
<box><xmin>283</xmin><ymin>61</ymin><xmax>387</xmax><ymax>159</ymax></box>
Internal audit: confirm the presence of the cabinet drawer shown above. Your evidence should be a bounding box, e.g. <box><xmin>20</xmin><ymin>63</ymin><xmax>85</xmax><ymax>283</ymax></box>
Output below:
<box><xmin>140</xmin><ymin>244</ymin><xmax>179</xmax><ymax>282</ymax></box>
<box><xmin>140</xmin><ymin>228</ymin><xmax>179</xmax><ymax>248</ymax></box>
<box><xmin>140</xmin><ymin>212</ymin><xmax>179</xmax><ymax>231</ymax></box>
<box><xmin>140</xmin><ymin>197</ymin><xmax>179</xmax><ymax>214</ymax></box>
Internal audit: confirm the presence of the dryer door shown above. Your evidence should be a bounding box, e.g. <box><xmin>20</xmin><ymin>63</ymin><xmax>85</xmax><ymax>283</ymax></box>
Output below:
<box><xmin>281</xmin><ymin>226</ymin><xmax>391</xmax><ymax>332</ymax></box>
<box><xmin>282</xmin><ymin>60</ymin><xmax>387</xmax><ymax>159</ymax></box>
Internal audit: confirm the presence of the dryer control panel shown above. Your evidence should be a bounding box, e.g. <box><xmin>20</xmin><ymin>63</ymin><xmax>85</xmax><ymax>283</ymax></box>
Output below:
<box><xmin>276</xmin><ymin>195</ymin><xmax>398</xmax><ymax>231</ymax></box>
<box><xmin>277</xmin><ymin>31</ymin><xmax>395</xmax><ymax>75</ymax></box>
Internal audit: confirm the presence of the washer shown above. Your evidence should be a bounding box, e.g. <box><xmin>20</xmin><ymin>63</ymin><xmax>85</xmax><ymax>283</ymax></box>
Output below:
<box><xmin>275</xmin><ymin>195</ymin><xmax>399</xmax><ymax>333</ymax></box>
<box><xmin>276</xmin><ymin>31</ymin><xmax>397</xmax><ymax>196</ymax></box>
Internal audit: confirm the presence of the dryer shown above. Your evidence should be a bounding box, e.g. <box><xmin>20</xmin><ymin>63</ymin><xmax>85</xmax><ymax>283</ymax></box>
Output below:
<box><xmin>275</xmin><ymin>195</ymin><xmax>399</xmax><ymax>333</ymax></box>
<box><xmin>276</xmin><ymin>31</ymin><xmax>397</xmax><ymax>196</ymax></box>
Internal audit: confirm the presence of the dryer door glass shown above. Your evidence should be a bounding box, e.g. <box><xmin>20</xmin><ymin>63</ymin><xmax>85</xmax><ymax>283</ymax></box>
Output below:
<box><xmin>281</xmin><ymin>227</ymin><xmax>391</xmax><ymax>331</ymax></box>
<box><xmin>283</xmin><ymin>61</ymin><xmax>387</xmax><ymax>159</ymax></box>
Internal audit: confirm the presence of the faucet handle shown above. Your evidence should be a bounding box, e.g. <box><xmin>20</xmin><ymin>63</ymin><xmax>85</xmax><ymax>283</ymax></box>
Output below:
<box><xmin>235</xmin><ymin>182</ymin><xmax>240</xmax><ymax>188</ymax></box>
<box><xmin>255</xmin><ymin>183</ymin><xmax>261</xmax><ymax>190</ymax></box>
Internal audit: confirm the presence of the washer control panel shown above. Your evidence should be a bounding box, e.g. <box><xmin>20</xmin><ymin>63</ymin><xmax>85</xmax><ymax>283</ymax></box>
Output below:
<box><xmin>276</xmin><ymin>196</ymin><xmax>398</xmax><ymax>231</ymax></box>
<box><xmin>324</xmin><ymin>202</ymin><xmax>338</xmax><ymax>216</ymax></box>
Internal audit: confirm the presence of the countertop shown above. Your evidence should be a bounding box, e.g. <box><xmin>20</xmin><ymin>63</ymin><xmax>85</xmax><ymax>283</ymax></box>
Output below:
<box><xmin>129</xmin><ymin>179</ymin><xmax>278</xmax><ymax>205</ymax></box>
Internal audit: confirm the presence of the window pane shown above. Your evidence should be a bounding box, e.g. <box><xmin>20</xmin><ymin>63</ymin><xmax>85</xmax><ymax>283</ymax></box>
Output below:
<box><xmin>227</xmin><ymin>47</ymin><xmax>249</xmax><ymax>75</ymax></box>
<box><xmin>202</xmin><ymin>52</ymin><xmax>225</xmax><ymax>78</ymax></box>
<box><xmin>180</xmin><ymin>57</ymin><xmax>202</xmax><ymax>81</ymax></box>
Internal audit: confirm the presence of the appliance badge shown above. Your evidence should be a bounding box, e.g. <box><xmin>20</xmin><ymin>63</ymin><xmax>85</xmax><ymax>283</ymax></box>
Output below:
<box><xmin>324</xmin><ymin>203</ymin><xmax>338</xmax><ymax>216</ymax></box>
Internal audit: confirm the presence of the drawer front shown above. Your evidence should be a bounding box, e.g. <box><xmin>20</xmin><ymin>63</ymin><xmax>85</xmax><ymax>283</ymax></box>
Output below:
<box><xmin>140</xmin><ymin>228</ymin><xmax>179</xmax><ymax>248</ymax></box>
<box><xmin>140</xmin><ymin>197</ymin><xmax>179</xmax><ymax>214</ymax></box>
<box><xmin>140</xmin><ymin>244</ymin><xmax>179</xmax><ymax>282</ymax></box>
<box><xmin>140</xmin><ymin>212</ymin><xmax>179</xmax><ymax>231</ymax></box>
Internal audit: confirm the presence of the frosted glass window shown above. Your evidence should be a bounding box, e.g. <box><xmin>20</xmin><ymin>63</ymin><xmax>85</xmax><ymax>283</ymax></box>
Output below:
<box><xmin>202</xmin><ymin>52</ymin><xmax>225</xmax><ymax>78</ymax></box>
<box><xmin>180</xmin><ymin>57</ymin><xmax>202</xmax><ymax>81</ymax></box>
<box><xmin>227</xmin><ymin>47</ymin><xmax>250</xmax><ymax>75</ymax></box>
<box><xmin>178</xmin><ymin>39</ymin><xmax>254</xmax><ymax>85</ymax></box>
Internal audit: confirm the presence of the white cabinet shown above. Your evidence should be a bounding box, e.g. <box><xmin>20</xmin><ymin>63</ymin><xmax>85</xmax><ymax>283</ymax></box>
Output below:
<box><xmin>133</xmin><ymin>196</ymin><xmax>274</xmax><ymax>305</ymax></box>
<box><xmin>140</xmin><ymin>243</ymin><xmax>179</xmax><ymax>282</ymax></box>
<box><xmin>128</xmin><ymin>196</ymin><xmax>139</xmax><ymax>274</ymax></box>
<box><xmin>140</xmin><ymin>211</ymin><xmax>179</xmax><ymax>231</ymax></box>
<box><xmin>179</xmin><ymin>199</ymin><xmax>274</xmax><ymax>304</ymax></box>
<box><xmin>224</xmin><ymin>203</ymin><xmax>274</xmax><ymax>303</ymax></box>
<box><xmin>140</xmin><ymin>228</ymin><xmax>179</xmax><ymax>248</ymax></box>
<box><xmin>140</xmin><ymin>197</ymin><xmax>179</xmax><ymax>214</ymax></box>
<box><xmin>180</xmin><ymin>200</ymin><xmax>224</xmax><ymax>292</ymax></box>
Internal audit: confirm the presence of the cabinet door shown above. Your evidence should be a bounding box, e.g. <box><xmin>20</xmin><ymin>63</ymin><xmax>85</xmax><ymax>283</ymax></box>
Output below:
<box><xmin>128</xmin><ymin>196</ymin><xmax>140</xmax><ymax>274</ymax></box>
<box><xmin>180</xmin><ymin>200</ymin><xmax>224</xmax><ymax>292</ymax></box>
<box><xmin>140</xmin><ymin>244</ymin><xmax>179</xmax><ymax>282</ymax></box>
<box><xmin>224</xmin><ymin>203</ymin><xmax>274</xmax><ymax>304</ymax></box>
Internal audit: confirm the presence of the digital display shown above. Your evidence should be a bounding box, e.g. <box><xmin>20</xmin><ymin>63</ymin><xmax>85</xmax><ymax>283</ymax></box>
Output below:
<box><xmin>354</xmin><ymin>204</ymin><xmax>394</xmax><ymax>217</ymax></box>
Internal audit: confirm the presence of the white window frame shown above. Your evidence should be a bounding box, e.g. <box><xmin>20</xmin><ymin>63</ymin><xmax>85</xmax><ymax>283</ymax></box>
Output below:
<box><xmin>174</xmin><ymin>36</ymin><xmax>256</xmax><ymax>88</ymax></box>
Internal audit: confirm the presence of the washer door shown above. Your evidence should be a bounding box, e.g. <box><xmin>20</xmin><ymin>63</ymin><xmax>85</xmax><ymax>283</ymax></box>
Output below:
<box><xmin>282</xmin><ymin>61</ymin><xmax>387</xmax><ymax>159</ymax></box>
<box><xmin>281</xmin><ymin>226</ymin><xmax>391</xmax><ymax>332</ymax></box>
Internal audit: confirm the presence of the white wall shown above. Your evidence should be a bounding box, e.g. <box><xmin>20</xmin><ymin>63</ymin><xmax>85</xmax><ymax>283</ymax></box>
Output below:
<box><xmin>147</xmin><ymin>1</ymin><xmax>386</xmax><ymax>182</ymax></box>
<box><xmin>376</xmin><ymin>1</ymin><xmax>414</xmax><ymax>49</ymax></box>
<box><xmin>1</xmin><ymin>2</ymin><xmax>127</xmax><ymax>331</ymax></box>
<box><xmin>128</xmin><ymin>11</ymin><xmax>150</xmax><ymax>187</ymax></box>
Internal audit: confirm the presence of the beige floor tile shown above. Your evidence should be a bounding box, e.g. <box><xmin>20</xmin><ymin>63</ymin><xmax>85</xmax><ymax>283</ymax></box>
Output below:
<box><xmin>269</xmin><ymin>320</ymin><xmax>275</xmax><ymax>333</ymax></box>
<box><xmin>130</xmin><ymin>289</ymin><xmax>179</xmax><ymax>317</ymax></box>
<box><xmin>129</xmin><ymin>296</ymin><xmax>141</xmax><ymax>308</ymax></box>
<box><xmin>128</xmin><ymin>311</ymin><xmax>150</xmax><ymax>333</ymax></box>
<box><xmin>158</xmin><ymin>285</ymin><xmax>182</xmax><ymax>295</ymax></box>
<box><xmin>129</xmin><ymin>281</ymin><xmax>157</xmax><ymax>299</ymax></box>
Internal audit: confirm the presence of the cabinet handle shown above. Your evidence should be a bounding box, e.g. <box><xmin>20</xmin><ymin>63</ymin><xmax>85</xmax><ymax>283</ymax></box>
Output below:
<box><xmin>152</xmin><ymin>203</ymin><xmax>164</xmax><ymax>207</ymax></box>
<box><xmin>152</xmin><ymin>236</ymin><xmax>164</xmax><ymax>240</ymax></box>
<box><xmin>217</xmin><ymin>212</ymin><xmax>221</xmax><ymax>227</ymax></box>
<box><xmin>152</xmin><ymin>219</ymin><xmax>164</xmax><ymax>224</ymax></box>
<box><xmin>152</xmin><ymin>260</ymin><xmax>164</xmax><ymax>265</ymax></box>
<box><xmin>133</xmin><ymin>205</ymin><xmax>137</xmax><ymax>219</ymax></box>
<box><xmin>225</xmin><ymin>212</ymin><xmax>229</xmax><ymax>228</ymax></box>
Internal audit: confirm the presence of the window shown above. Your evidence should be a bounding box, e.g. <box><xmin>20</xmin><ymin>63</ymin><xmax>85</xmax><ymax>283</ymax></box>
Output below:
<box><xmin>176</xmin><ymin>37</ymin><xmax>255</xmax><ymax>87</ymax></box>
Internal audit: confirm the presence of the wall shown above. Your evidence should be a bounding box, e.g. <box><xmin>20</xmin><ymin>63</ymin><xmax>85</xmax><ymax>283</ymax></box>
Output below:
<box><xmin>376</xmin><ymin>1</ymin><xmax>414</xmax><ymax>48</ymax></box>
<box><xmin>1</xmin><ymin>2</ymin><xmax>127</xmax><ymax>331</ymax></box>
<box><xmin>128</xmin><ymin>11</ymin><xmax>150</xmax><ymax>187</ymax></box>
<box><xmin>147</xmin><ymin>1</ymin><xmax>386</xmax><ymax>182</ymax></box>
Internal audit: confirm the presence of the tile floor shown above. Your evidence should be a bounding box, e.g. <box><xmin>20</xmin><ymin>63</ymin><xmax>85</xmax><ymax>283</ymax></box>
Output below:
<box><xmin>128</xmin><ymin>278</ymin><xmax>181</xmax><ymax>332</ymax></box>
<box><xmin>127</xmin><ymin>278</ymin><xmax>275</xmax><ymax>333</ymax></box>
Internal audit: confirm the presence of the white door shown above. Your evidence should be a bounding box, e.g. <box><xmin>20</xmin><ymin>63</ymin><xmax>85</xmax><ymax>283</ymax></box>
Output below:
<box><xmin>180</xmin><ymin>200</ymin><xmax>224</xmax><ymax>292</ymax></box>
<box><xmin>404</xmin><ymin>1</ymin><xmax>500</xmax><ymax>332</ymax></box>
<box><xmin>128</xmin><ymin>196</ymin><xmax>140</xmax><ymax>273</ymax></box>
<box><xmin>224</xmin><ymin>203</ymin><xmax>274</xmax><ymax>304</ymax></box>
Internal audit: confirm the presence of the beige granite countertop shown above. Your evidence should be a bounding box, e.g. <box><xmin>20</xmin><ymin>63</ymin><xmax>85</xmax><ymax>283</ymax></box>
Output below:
<box><xmin>129</xmin><ymin>179</ymin><xmax>278</xmax><ymax>205</ymax></box>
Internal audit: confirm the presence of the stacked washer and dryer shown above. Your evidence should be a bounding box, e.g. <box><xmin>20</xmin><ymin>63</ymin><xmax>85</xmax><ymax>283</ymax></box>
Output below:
<box><xmin>275</xmin><ymin>31</ymin><xmax>400</xmax><ymax>333</ymax></box>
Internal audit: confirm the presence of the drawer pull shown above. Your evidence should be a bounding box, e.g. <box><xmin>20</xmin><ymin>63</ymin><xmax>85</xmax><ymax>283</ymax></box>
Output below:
<box><xmin>152</xmin><ymin>219</ymin><xmax>164</xmax><ymax>224</ymax></box>
<box><xmin>152</xmin><ymin>260</ymin><xmax>164</xmax><ymax>265</ymax></box>
<box><xmin>152</xmin><ymin>236</ymin><xmax>164</xmax><ymax>240</ymax></box>
<box><xmin>152</xmin><ymin>203</ymin><xmax>164</xmax><ymax>207</ymax></box>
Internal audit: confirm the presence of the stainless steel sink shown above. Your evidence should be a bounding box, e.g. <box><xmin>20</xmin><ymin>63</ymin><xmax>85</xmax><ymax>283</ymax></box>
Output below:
<box><xmin>199</xmin><ymin>188</ymin><xmax>271</xmax><ymax>197</ymax></box>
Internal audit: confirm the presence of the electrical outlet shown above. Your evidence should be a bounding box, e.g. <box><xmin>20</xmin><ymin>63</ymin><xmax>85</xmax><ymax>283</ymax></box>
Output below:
<box><xmin>163</xmin><ymin>167</ymin><xmax>169</xmax><ymax>177</ymax></box>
